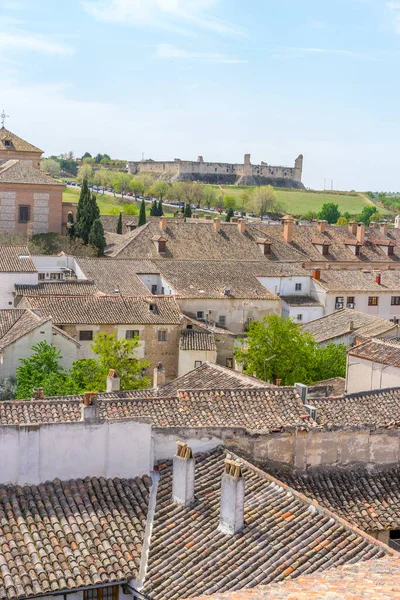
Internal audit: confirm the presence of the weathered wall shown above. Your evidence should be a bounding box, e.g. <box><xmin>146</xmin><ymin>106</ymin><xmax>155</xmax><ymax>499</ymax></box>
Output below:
<box><xmin>0</xmin><ymin>320</ymin><xmax>53</xmax><ymax>379</ymax></box>
<box><xmin>0</xmin><ymin>271</ymin><xmax>38</xmax><ymax>308</ymax></box>
<box><xmin>0</xmin><ymin>185</ymin><xmax>64</xmax><ymax>235</ymax></box>
<box><xmin>0</xmin><ymin>150</ymin><xmax>41</xmax><ymax>169</ymax></box>
<box><xmin>0</xmin><ymin>416</ymin><xmax>153</xmax><ymax>485</ymax></box>
<box><xmin>346</xmin><ymin>356</ymin><xmax>400</xmax><ymax>394</ymax></box>
<box><xmin>178</xmin><ymin>348</ymin><xmax>217</xmax><ymax>377</ymax></box>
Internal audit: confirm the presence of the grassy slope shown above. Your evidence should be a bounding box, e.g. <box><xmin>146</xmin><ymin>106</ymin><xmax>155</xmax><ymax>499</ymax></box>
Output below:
<box><xmin>64</xmin><ymin>185</ymin><xmax>392</xmax><ymax>217</ymax></box>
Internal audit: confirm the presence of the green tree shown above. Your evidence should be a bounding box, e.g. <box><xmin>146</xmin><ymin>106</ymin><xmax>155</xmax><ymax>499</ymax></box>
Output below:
<box><xmin>225</xmin><ymin>207</ymin><xmax>234</xmax><ymax>222</ymax></box>
<box><xmin>59</xmin><ymin>158</ymin><xmax>78</xmax><ymax>176</ymax></box>
<box><xmin>158</xmin><ymin>199</ymin><xmax>164</xmax><ymax>216</ymax></box>
<box><xmin>184</xmin><ymin>203</ymin><xmax>192</xmax><ymax>218</ymax></box>
<box><xmin>224</xmin><ymin>195</ymin><xmax>236</xmax><ymax>211</ymax></box>
<box><xmin>15</xmin><ymin>341</ymin><xmax>67</xmax><ymax>399</ymax></box>
<box><xmin>234</xmin><ymin>315</ymin><xmax>316</xmax><ymax>385</ymax></box>
<box><xmin>82</xmin><ymin>152</ymin><xmax>92</xmax><ymax>159</ymax></box>
<box><xmin>76</xmin><ymin>183</ymin><xmax>100</xmax><ymax>245</ymax></box>
<box><xmin>117</xmin><ymin>212</ymin><xmax>123</xmax><ymax>234</ymax></box>
<box><xmin>77</xmin><ymin>163</ymin><xmax>93</xmax><ymax>184</ymax></box>
<box><xmin>249</xmin><ymin>186</ymin><xmax>283</xmax><ymax>217</ymax></box>
<box><xmin>64</xmin><ymin>359</ymin><xmax>104</xmax><ymax>394</ymax></box>
<box><xmin>311</xmin><ymin>343</ymin><xmax>346</xmax><ymax>382</ymax></box>
<box><xmin>129</xmin><ymin>179</ymin><xmax>145</xmax><ymax>199</ymax></box>
<box><xmin>336</xmin><ymin>216</ymin><xmax>349</xmax><ymax>225</ymax></box>
<box><xmin>201</xmin><ymin>186</ymin><xmax>217</xmax><ymax>209</ymax></box>
<box><xmin>150</xmin><ymin>200</ymin><xmax>158</xmax><ymax>216</ymax></box>
<box><xmin>66</xmin><ymin>211</ymin><xmax>75</xmax><ymax>238</ymax></box>
<box><xmin>152</xmin><ymin>181</ymin><xmax>170</xmax><ymax>202</ymax></box>
<box><xmin>181</xmin><ymin>181</ymin><xmax>204</xmax><ymax>206</ymax></box>
<box><xmin>356</xmin><ymin>205</ymin><xmax>377</xmax><ymax>225</ymax></box>
<box><xmin>88</xmin><ymin>219</ymin><xmax>106</xmax><ymax>256</ymax></box>
<box><xmin>301</xmin><ymin>211</ymin><xmax>317</xmax><ymax>221</ymax></box>
<box><xmin>138</xmin><ymin>199</ymin><xmax>147</xmax><ymax>226</ymax></box>
<box><xmin>40</xmin><ymin>158</ymin><xmax>61</xmax><ymax>178</ymax></box>
<box><xmin>90</xmin><ymin>333</ymin><xmax>150</xmax><ymax>390</ymax></box>
<box><xmin>318</xmin><ymin>203</ymin><xmax>340</xmax><ymax>224</ymax></box>
<box><xmin>83</xmin><ymin>157</ymin><xmax>95</xmax><ymax>165</ymax></box>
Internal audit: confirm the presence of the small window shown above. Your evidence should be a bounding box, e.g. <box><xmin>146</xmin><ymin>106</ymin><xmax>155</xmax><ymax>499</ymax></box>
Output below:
<box><xmin>149</xmin><ymin>303</ymin><xmax>157</xmax><ymax>313</ymax></box>
<box><xmin>218</xmin><ymin>315</ymin><xmax>226</xmax><ymax>327</ymax></box>
<box><xmin>4</xmin><ymin>140</ymin><xmax>11</xmax><ymax>147</ymax></box>
<box><xmin>355</xmin><ymin>245</ymin><xmax>361</xmax><ymax>256</ymax></box>
<box><xmin>391</xmin><ymin>297</ymin><xmax>400</xmax><ymax>306</ymax></box>
<box><xmin>79</xmin><ymin>330</ymin><xmax>93</xmax><ymax>341</ymax></box>
<box><xmin>18</xmin><ymin>205</ymin><xmax>30</xmax><ymax>223</ymax></box>
<box><xmin>336</xmin><ymin>296</ymin><xmax>344</xmax><ymax>304</ymax></box>
<box><xmin>50</xmin><ymin>273</ymin><xmax>63</xmax><ymax>280</ymax></box>
<box><xmin>322</xmin><ymin>244</ymin><xmax>329</xmax><ymax>256</ymax></box>
<box><xmin>197</xmin><ymin>311</ymin><xmax>204</xmax><ymax>319</ymax></box>
<box><xmin>38</xmin><ymin>273</ymin><xmax>45</xmax><ymax>280</ymax></box>
<box><xmin>158</xmin><ymin>330</ymin><xmax>167</xmax><ymax>342</ymax></box>
<box><xmin>368</xmin><ymin>296</ymin><xmax>379</xmax><ymax>306</ymax></box>
<box><xmin>84</xmin><ymin>587</ymin><xmax>119</xmax><ymax>600</ymax></box>
<box><xmin>194</xmin><ymin>360</ymin><xmax>202</xmax><ymax>368</ymax></box>
<box><xmin>158</xmin><ymin>240</ymin><xmax>166</xmax><ymax>254</ymax></box>
<box><xmin>347</xmin><ymin>297</ymin><xmax>355</xmax><ymax>305</ymax></box>
<box><xmin>226</xmin><ymin>358</ymin><xmax>233</xmax><ymax>369</ymax></box>
<box><xmin>295</xmin><ymin>283</ymin><xmax>302</xmax><ymax>291</ymax></box>
<box><xmin>388</xmin><ymin>245</ymin><xmax>394</xmax><ymax>257</ymax></box>
<box><xmin>297</xmin><ymin>314</ymin><xmax>303</xmax><ymax>321</ymax></box>
<box><xmin>151</xmin><ymin>284</ymin><xmax>158</xmax><ymax>294</ymax></box>
<box><xmin>126</xmin><ymin>330</ymin><xmax>139</xmax><ymax>339</ymax></box>
<box><xmin>186</xmin><ymin>324</ymin><xmax>193</xmax><ymax>330</ymax></box>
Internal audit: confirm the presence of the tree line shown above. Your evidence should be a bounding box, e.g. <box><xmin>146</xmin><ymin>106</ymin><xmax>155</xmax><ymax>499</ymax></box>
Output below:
<box><xmin>303</xmin><ymin>203</ymin><xmax>386</xmax><ymax>226</ymax></box>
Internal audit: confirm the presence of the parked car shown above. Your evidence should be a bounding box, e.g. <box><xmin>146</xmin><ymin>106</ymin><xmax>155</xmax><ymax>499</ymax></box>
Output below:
<box><xmin>107</xmin><ymin>188</ymin><xmax>113</xmax><ymax>192</ymax></box>
<box><xmin>249</xmin><ymin>213</ymin><xmax>256</xmax><ymax>218</ymax></box>
<box><xmin>126</xmin><ymin>192</ymin><xmax>133</xmax><ymax>197</ymax></box>
<box><xmin>66</xmin><ymin>181</ymin><xmax>71</xmax><ymax>185</ymax></box>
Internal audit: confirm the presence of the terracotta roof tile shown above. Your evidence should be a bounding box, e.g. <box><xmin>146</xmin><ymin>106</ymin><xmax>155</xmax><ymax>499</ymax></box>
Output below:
<box><xmin>0</xmin><ymin>309</ymin><xmax>51</xmax><ymax>349</ymax></box>
<box><xmin>180</xmin><ymin>330</ymin><xmax>216</xmax><ymax>351</ymax></box>
<box><xmin>0</xmin><ymin>127</ymin><xmax>42</xmax><ymax>153</ymax></box>
<box><xmin>349</xmin><ymin>337</ymin><xmax>400</xmax><ymax>367</ymax></box>
<box><xmin>0</xmin><ymin>160</ymin><xmax>63</xmax><ymax>186</ymax></box>
<box><xmin>14</xmin><ymin>280</ymin><xmax>99</xmax><ymax>297</ymax></box>
<box><xmin>0</xmin><ymin>246</ymin><xmax>36</xmax><ymax>273</ymax></box>
<box><xmin>75</xmin><ymin>257</ymin><xmax>158</xmax><ymax>296</ymax></box>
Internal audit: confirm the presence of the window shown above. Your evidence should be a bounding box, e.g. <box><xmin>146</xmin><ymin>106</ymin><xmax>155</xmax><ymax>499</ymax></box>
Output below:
<box><xmin>226</xmin><ymin>358</ymin><xmax>233</xmax><ymax>369</ymax></box>
<box><xmin>151</xmin><ymin>284</ymin><xmax>158</xmax><ymax>294</ymax></box>
<box><xmin>355</xmin><ymin>245</ymin><xmax>361</xmax><ymax>256</ymax></box>
<box><xmin>158</xmin><ymin>330</ymin><xmax>167</xmax><ymax>342</ymax></box>
<box><xmin>197</xmin><ymin>311</ymin><xmax>204</xmax><ymax>319</ymax></box>
<box><xmin>322</xmin><ymin>244</ymin><xmax>329</xmax><ymax>256</ymax></box>
<box><xmin>392</xmin><ymin>297</ymin><xmax>400</xmax><ymax>306</ymax></box>
<box><xmin>84</xmin><ymin>587</ymin><xmax>119</xmax><ymax>600</ymax></box>
<box><xmin>4</xmin><ymin>140</ymin><xmax>11</xmax><ymax>147</ymax></box>
<box><xmin>126</xmin><ymin>330</ymin><xmax>139</xmax><ymax>339</ymax></box>
<box><xmin>38</xmin><ymin>273</ymin><xmax>45</xmax><ymax>280</ymax></box>
<box><xmin>194</xmin><ymin>360</ymin><xmax>202</xmax><ymax>368</ymax></box>
<box><xmin>368</xmin><ymin>296</ymin><xmax>379</xmax><ymax>306</ymax></box>
<box><xmin>149</xmin><ymin>303</ymin><xmax>157</xmax><ymax>313</ymax></box>
<box><xmin>347</xmin><ymin>297</ymin><xmax>355</xmax><ymax>305</ymax></box>
<box><xmin>158</xmin><ymin>240</ymin><xmax>166</xmax><ymax>254</ymax></box>
<box><xmin>218</xmin><ymin>315</ymin><xmax>226</xmax><ymax>327</ymax></box>
<box><xmin>18</xmin><ymin>205</ymin><xmax>30</xmax><ymax>223</ymax></box>
<box><xmin>388</xmin><ymin>245</ymin><xmax>394</xmax><ymax>257</ymax></box>
<box><xmin>79</xmin><ymin>330</ymin><xmax>93</xmax><ymax>341</ymax></box>
<box><xmin>50</xmin><ymin>273</ymin><xmax>63</xmax><ymax>280</ymax></box>
<box><xmin>297</xmin><ymin>314</ymin><xmax>303</xmax><ymax>321</ymax></box>
<box><xmin>186</xmin><ymin>324</ymin><xmax>193</xmax><ymax>330</ymax></box>
<box><xmin>335</xmin><ymin>296</ymin><xmax>344</xmax><ymax>309</ymax></box>
<box><xmin>295</xmin><ymin>283</ymin><xmax>302</xmax><ymax>291</ymax></box>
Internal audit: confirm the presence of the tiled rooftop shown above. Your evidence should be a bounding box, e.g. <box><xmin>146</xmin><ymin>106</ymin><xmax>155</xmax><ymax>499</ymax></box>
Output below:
<box><xmin>75</xmin><ymin>257</ymin><xmax>158</xmax><ymax>296</ymax></box>
<box><xmin>349</xmin><ymin>337</ymin><xmax>400</xmax><ymax>367</ymax></box>
<box><xmin>14</xmin><ymin>280</ymin><xmax>99</xmax><ymax>297</ymax></box>
<box><xmin>0</xmin><ymin>160</ymin><xmax>63</xmax><ymax>186</ymax></box>
<box><xmin>280</xmin><ymin>465</ymin><xmax>400</xmax><ymax>533</ymax></box>
<box><xmin>301</xmin><ymin>308</ymin><xmax>396</xmax><ymax>343</ymax></box>
<box><xmin>0</xmin><ymin>309</ymin><xmax>51</xmax><ymax>350</ymax></box>
<box><xmin>280</xmin><ymin>295</ymin><xmax>322</xmax><ymax>306</ymax></box>
<box><xmin>142</xmin><ymin>447</ymin><xmax>386</xmax><ymax>600</ymax></box>
<box><xmin>0</xmin><ymin>246</ymin><xmax>36</xmax><ymax>273</ymax></box>
<box><xmin>0</xmin><ymin>475</ymin><xmax>151</xmax><ymax>600</ymax></box>
<box><xmin>180</xmin><ymin>329</ymin><xmax>217</xmax><ymax>351</ymax></box>
<box><xmin>185</xmin><ymin>555</ymin><xmax>400</xmax><ymax>600</ymax></box>
<box><xmin>0</xmin><ymin>127</ymin><xmax>42</xmax><ymax>153</ymax></box>
<box><xmin>314</xmin><ymin>268</ymin><xmax>400</xmax><ymax>291</ymax></box>
<box><xmin>19</xmin><ymin>295</ymin><xmax>182</xmax><ymax>325</ymax></box>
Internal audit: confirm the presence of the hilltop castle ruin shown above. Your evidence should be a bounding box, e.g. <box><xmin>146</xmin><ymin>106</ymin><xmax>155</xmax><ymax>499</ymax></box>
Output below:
<box><xmin>128</xmin><ymin>153</ymin><xmax>304</xmax><ymax>188</ymax></box>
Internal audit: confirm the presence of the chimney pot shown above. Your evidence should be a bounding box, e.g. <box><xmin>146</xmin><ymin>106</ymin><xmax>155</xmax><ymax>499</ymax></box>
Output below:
<box><xmin>275</xmin><ymin>378</ymin><xmax>282</xmax><ymax>386</ymax></box>
<box><xmin>312</xmin><ymin>269</ymin><xmax>321</xmax><ymax>281</ymax></box>
<box><xmin>380</xmin><ymin>222</ymin><xmax>388</xmax><ymax>235</ymax></box>
<box><xmin>106</xmin><ymin>369</ymin><xmax>120</xmax><ymax>393</ymax></box>
<box><xmin>317</xmin><ymin>220</ymin><xmax>328</xmax><ymax>233</ymax></box>
<box><xmin>83</xmin><ymin>391</ymin><xmax>97</xmax><ymax>406</ymax></box>
<box><xmin>282</xmin><ymin>215</ymin><xmax>294</xmax><ymax>243</ymax></box>
<box><xmin>153</xmin><ymin>363</ymin><xmax>165</xmax><ymax>388</ymax></box>
<box><xmin>376</xmin><ymin>273</ymin><xmax>382</xmax><ymax>285</ymax></box>
<box><xmin>173</xmin><ymin>442</ymin><xmax>195</xmax><ymax>506</ymax></box>
<box><xmin>348</xmin><ymin>221</ymin><xmax>357</xmax><ymax>235</ymax></box>
<box><xmin>356</xmin><ymin>222</ymin><xmax>365</xmax><ymax>245</ymax></box>
<box><xmin>218</xmin><ymin>457</ymin><xmax>245</xmax><ymax>535</ymax></box>
<box><xmin>237</xmin><ymin>219</ymin><xmax>246</xmax><ymax>233</ymax></box>
<box><xmin>159</xmin><ymin>216</ymin><xmax>167</xmax><ymax>231</ymax></box>
<box><xmin>213</xmin><ymin>218</ymin><xmax>221</xmax><ymax>232</ymax></box>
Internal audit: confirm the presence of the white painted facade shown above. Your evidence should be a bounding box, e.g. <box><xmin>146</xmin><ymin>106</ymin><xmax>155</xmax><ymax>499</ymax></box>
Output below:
<box><xmin>281</xmin><ymin>301</ymin><xmax>323</xmax><ymax>324</ymax></box>
<box><xmin>0</xmin><ymin>416</ymin><xmax>153</xmax><ymax>485</ymax></box>
<box><xmin>0</xmin><ymin>271</ymin><xmax>38</xmax><ymax>308</ymax></box>
<box><xmin>137</xmin><ymin>273</ymin><xmax>175</xmax><ymax>296</ymax></box>
<box><xmin>257</xmin><ymin>275</ymin><xmax>311</xmax><ymax>297</ymax></box>
<box><xmin>346</xmin><ymin>355</ymin><xmax>400</xmax><ymax>394</ymax></box>
<box><xmin>178</xmin><ymin>347</ymin><xmax>218</xmax><ymax>377</ymax></box>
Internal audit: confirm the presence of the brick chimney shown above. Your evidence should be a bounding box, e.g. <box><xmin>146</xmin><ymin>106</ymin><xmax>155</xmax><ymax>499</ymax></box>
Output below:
<box><xmin>231</xmin><ymin>217</ymin><xmax>239</xmax><ymax>223</ymax></box>
<box><xmin>106</xmin><ymin>369</ymin><xmax>120</xmax><ymax>393</ymax></box>
<box><xmin>153</xmin><ymin>362</ymin><xmax>165</xmax><ymax>388</ymax></box>
<box><xmin>312</xmin><ymin>269</ymin><xmax>321</xmax><ymax>281</ymax></box>
<box><xmin>380</xmin><ymin>222</ymin><xmax>388</xmax><ymax>235</ymax></box>
<box><xmin>213</xmin><ymin>218</ymin><xmax>221</xmax><ymax>232</ymax></box>
<box><xmin>218</xmin><ymin>457</ymin><xmax>245</xmax><ymax>535</ymax></box>
<box><xmin>237</xmin><ymin>219</ymin><xmax>246</xmax><ymax>233</ymax></box>
<box><xmin>32</xmin><ymin>387</ymin><xmax>44</xmax><ymax>400</ymax></box>
<box><xmin>173</xmin><ymin>442</ymin><xmax>195</xmax><ymax>506</ymax></box>
<box><xmin>81</xmin><ymin>392</ymin><xmax>99</xmax><ymax>422</ymax></box>
<box><xmin>276</xmin><ymin>378</ymin><xmax>282</xmax><ymax>386</ymax></box>
<box><xmin>348</xmin><ymin>221</ymin><xmax>357</xmax><ymax>235</ymax></box>
<box><xmin>159</xmin><ymin>216</ymin><xmax>167</xmax><ymax>231</ymax></box>
<box><xmin>357</xmin><ymin>222</ymin><xmax>365</xmax><ymax>245</ymax></box>
<box><xmin>282</xmin><ymin>215</ymin><xmax>295</xmax><ymax>243</ymax></box>
<box><xmin>376</xmin><ymin>273</ymin><xmax>382</xmax><ymax>285</ymax></box>
<box><xmin>204</xmin><ymin>215</ymin><xmax>212</xmax><ymax>221</ymax></box>
<box><xmin>317</xmin><ymin>220</ymin><xmax>328</xmax><ymax>233</ymax></box>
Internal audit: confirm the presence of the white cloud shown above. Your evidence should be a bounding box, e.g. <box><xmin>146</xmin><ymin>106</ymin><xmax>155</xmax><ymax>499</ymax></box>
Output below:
<box><xmin>154</xmin><ymin>43</ymin><xmax>246</xmax><ymax>63</ymax></box>
<box><xmin>82</xmin><ymin>0</ymin><xmax>246</xmax><ymax>37</ymax></box>
<box><xmin>0</xmin><ymin>32</ymin><xmax>75</xmax><ymax>57</ymax></box>
<box><xmin>272</xmin><ymin>47</ymin><xmax>378</xmax><ymax>60</ymax></box>
<box><xmin>387</xmin><ymin>1</ymin><xmax>400</xmax><ymax>33</ymax></box>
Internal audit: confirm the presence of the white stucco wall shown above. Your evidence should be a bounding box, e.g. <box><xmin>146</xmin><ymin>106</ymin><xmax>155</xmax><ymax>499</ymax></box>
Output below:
<box><xmin>0</xmin><ymin>272</ymin><xmax>38</xmax><ymax>308</ymax></box>
<box><xmin>0</xmin><ymin>417</ymin><xmax>153</xmax><ymax>485</ymax></box>
<box><xmin>51</xmin><ymin>329</ymin><xmax>80</xmax><ymax>370</ymax></box>
<box><xmin>0</xmin><ymin>320</ymin><xmax>53</xmax><ymax>379</ymax></box>
<box><xmin>178</xmin><ymin>348</ymin><xmax>217</xmax><ymax>377</ymax></box>
<box><xmin>153</xmin><ymin>431</ymin><xmax>223</xmax><ymax>461</ymax></box>
<box><xmin>346</xmin><ymin>356</ymin><xmax>400</xmax><ymax>393</ymax></box>
<box><xmin>282</xmin><ymin>303</ymin><xmax>324</xmax><ymax>324</ymax></box>
<box><xmin>257</xmin><ymin>276</ymin><xmax>311</xmax><ymax>297</ymax></box>
<box><xmin>137</xmin><ymin>273</ymin><xmax>175</xmax><ymax>295</ymax></box>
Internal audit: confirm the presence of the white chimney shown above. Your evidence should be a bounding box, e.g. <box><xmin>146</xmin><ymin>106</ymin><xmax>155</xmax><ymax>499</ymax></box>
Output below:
<box><xmin>106</xmin><ymin>369</ymin><xmax>120</xmax><ymax>393</ymax></box>
<box><xmin>218</xmin><ymin>457</ymin><xmax>245</xmax><ymax>535</ymax></box>
<box><xmin>173</xmin><ymin>442</ymin><xmax>195</xmax><ymax>506</ymax></box>
<box><xmin>153</xmin><ymin>362</ymin><xmax>165</xmax><ymax>388</ymax></box>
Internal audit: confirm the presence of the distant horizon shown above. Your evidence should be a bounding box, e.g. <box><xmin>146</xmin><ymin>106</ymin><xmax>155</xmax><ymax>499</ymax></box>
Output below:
<box><xmin>2</xmin><ymin>0</ymin><xmax>400</xmax><ymax>191</ymax></box>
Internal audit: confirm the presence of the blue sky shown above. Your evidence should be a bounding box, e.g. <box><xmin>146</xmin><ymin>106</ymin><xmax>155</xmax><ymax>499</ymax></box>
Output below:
<box><xmin>1</xmin><ymin>0</ymin><xmax>400</xmax><ymax>190</ymax></box>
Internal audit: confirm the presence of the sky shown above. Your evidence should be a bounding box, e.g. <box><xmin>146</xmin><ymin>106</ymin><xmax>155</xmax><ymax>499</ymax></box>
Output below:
<box><xmin>1</xmin><ymin>0</ymin><xmax>400</xmax><ymax>191</ymax></box>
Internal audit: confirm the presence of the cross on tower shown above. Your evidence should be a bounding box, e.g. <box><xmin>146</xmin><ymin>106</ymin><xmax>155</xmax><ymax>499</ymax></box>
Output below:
<box><xmin>0</xmin><ymin>110</ymin><xmax>9</xmax><ymax>128</ymax></box>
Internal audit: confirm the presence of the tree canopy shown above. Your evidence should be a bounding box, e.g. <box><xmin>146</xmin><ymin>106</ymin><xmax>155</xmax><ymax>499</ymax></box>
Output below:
<box><xmin>317</xmin><ymin>203</ymin><xmax>340</xmax><ymax>224</ymax></box>
<box><xmin>138</xmin><ymin>199</ymin><xmax>147</xmax><ymax>226</ymax></box>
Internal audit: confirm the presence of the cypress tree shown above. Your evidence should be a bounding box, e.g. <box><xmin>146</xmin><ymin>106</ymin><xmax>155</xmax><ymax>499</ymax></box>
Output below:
<box><xmin>158</xmin><ymin>199</ymin><xmax>164</xmax><ymax>216</ymax></box>
<box><xmin>184</xmin><ymin>203</ymin><xmax>192</xmax><ymax>218</ymax></box>
<box><xmin>76</xmin><ymin>178</ymin><xmax>90</xmax><ymax>231</ymax></box>
<box><xmin>66</xmin><ymin>211</ymin><xmax>75</xmax><ymax>238</ymax></box>
<box><xmin>75</xmin><ymin>180</ymin><xmax>101</xmax><ymax>244</ymax></box>
<box><xmin>117</xmin><ymin>212</ymin><xmax>123</xmax><ymax>234</ymax></box>
<box><xmin>150</xmin><ymin>200</ymin><xmax>157</xmax><ymax>216</ymax></box>
<box><xmin>138</xmin><ymin>199</ymin><xmax>147</xmax><ymax>226</ymax></box>
<box><xmin>225</xmin><ymin>207</ymin><xmax>234</xmax><ymax>222</ymax></box>
<box><xmin>88</xmin><ymin>219</ymin><xmax>106</xmax><ymax>256</ymax></box>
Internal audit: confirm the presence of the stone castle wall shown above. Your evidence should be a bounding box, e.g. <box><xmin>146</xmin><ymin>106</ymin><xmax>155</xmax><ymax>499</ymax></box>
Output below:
<box><xmin>128</xmin><ymin>153</ymin><xmax>304</xmax><ymax>188</ymax></box>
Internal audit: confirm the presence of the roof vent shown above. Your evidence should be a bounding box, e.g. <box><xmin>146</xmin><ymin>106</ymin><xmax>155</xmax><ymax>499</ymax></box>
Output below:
<box><xmin>295</xmin><ymin>382</ymin><xmax>308</xmax><ymax>404</ymax></box>
<box><xmin>304</xmin><ymin>404</ymin><xmax>317</xmax><ymax>421</ymax></box>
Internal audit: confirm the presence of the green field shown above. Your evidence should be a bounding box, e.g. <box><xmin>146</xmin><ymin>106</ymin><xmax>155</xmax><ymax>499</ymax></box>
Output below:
<box><xmin>64</xmin><ymin>185</ymin><xmax>392</xmax><ymax>218</ymax></box>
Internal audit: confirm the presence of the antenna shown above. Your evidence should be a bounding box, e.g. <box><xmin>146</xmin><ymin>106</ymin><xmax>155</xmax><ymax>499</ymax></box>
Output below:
<box><xmin>0</xmin><ymin>110</ymin><xmax>9</xmax><ymax>128</ymax></box>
